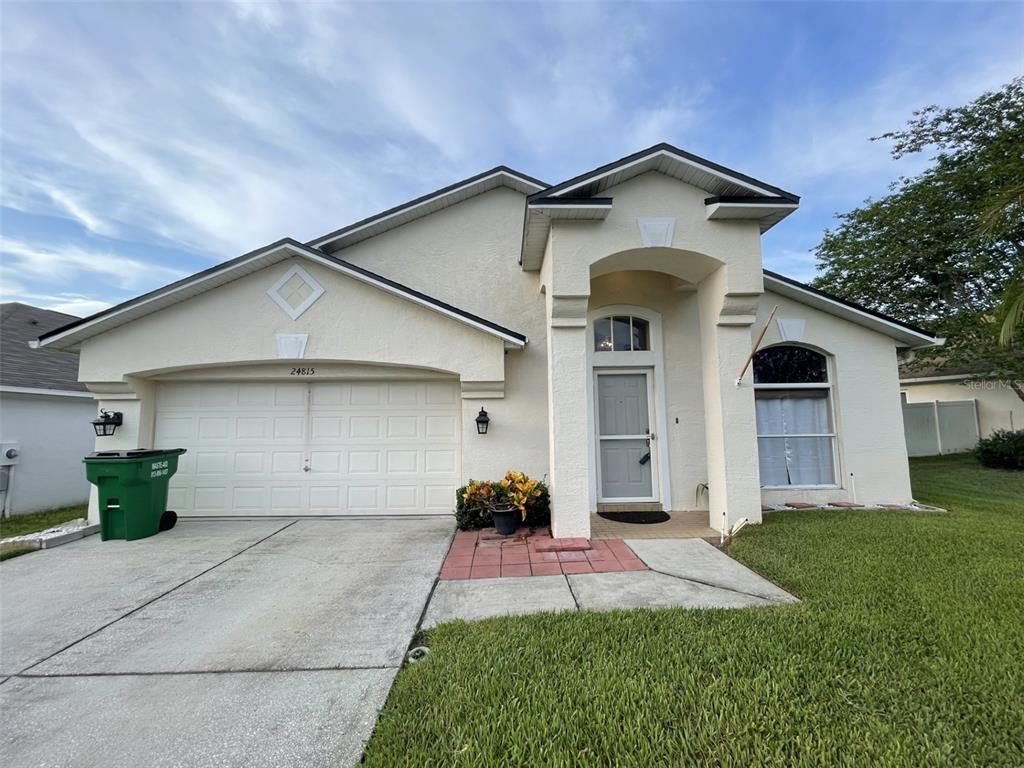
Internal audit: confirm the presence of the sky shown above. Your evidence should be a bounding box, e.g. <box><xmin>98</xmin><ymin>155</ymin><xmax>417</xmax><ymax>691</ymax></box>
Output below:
<box><xmin>1</xmin><ymin>1</ymin><xmax>1022</xmax><ymax>318</ymax></box>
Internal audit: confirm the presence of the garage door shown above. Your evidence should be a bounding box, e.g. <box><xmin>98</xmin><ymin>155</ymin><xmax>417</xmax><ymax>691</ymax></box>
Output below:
<box><xmin>154</xmin><ymin>380</ymin><xmax>461</xmax><ymax>516</ymax></box>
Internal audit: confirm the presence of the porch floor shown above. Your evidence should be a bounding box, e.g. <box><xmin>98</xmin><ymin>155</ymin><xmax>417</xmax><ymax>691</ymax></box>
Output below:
<box><xmin>591</xmin><ymin>511</ymin><xmax>719</xmax><ymax>541</ymax></box>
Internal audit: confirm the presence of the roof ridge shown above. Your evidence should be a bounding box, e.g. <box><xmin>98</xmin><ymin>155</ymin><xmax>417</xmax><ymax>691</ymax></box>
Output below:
<box><xmin>531</xmin><ymin>142</ymin><xmax>799</xmax><ymax>202</ymax></box>
<box><xmin>307</xmin><ymin>165</ymin><xmax>548</xmax><ymax>251</ymax></box>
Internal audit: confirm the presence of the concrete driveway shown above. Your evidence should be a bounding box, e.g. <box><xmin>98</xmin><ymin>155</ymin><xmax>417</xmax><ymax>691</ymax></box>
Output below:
<box><xmin>0</xmin><ymin>517</ymin><xmax>452</xmax><ymax>768</ymax></box>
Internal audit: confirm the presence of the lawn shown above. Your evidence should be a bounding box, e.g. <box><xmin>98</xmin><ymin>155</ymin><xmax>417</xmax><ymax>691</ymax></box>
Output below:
<box><xmin>0</xmin><ymin>504</ymin><xmax>87</xmax><ymax>539</ymax></box>
<box><xmin>362</xmin><ymin>454</ymin><xmax>1024</xmax><ymax>767</ymax></box>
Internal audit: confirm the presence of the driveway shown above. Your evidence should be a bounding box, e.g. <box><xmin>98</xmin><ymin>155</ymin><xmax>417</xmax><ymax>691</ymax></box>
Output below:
<box><xmin>0</xmin><ymin>517</ymin><xmax>452</xmax><ymax>768</ymax></box>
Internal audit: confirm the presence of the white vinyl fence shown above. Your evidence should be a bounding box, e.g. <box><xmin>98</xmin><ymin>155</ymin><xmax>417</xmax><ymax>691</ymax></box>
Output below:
<box><xmin>902</xmin><ymin>399</ymin><xmax>981</xmax><ymax>457</ymax></box>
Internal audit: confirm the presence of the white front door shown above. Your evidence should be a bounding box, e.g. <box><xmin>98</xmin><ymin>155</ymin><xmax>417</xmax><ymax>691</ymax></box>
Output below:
<box><xmin>595</xmin><ymin>371</ymin><xmax>658</xmax><ymax>502</ymax></box>
<box><xmin>154</xmin><ymin>380</ymin><xmax>460</xmax><ymax>516</ymax></box>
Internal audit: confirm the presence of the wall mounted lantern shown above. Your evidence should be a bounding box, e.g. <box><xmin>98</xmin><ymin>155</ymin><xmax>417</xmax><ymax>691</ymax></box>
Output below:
<box><xmin>475</xmin><ymin>408</ymin><xmax>490</xmax><ymax>435</ymax></box>
<box><xmin>91</xmin><ymin>409</ymin><xmax>123</xmax><ymax>437</ymax></box>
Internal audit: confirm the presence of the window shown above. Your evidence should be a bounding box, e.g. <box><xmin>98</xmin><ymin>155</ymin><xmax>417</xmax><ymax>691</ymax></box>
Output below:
<box><xmin>594</xmin><ymin>315</ymin><xmax>649</xmax><ymax>352</ymax></box>
<box><xmin>754</xmin><ymin>346</ymin><xmax>836</xmax><ymax>487</ymax></box>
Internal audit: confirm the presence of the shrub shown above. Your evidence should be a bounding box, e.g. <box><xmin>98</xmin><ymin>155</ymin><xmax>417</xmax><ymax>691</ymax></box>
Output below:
<box><xmin>975</xmin><ymin>429</ymin><xmax>1024</xmax><ymax>470</ymax></box>
<box><xmin>455</xmin><ymin>471</ymin><xmax>550</xmax><ymax>530</ymax></box>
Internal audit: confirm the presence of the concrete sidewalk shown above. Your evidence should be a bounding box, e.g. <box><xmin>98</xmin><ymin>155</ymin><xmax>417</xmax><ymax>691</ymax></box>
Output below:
<box><xmin>423</xmin><ymin>538</ymin><xmax>797</xmax><ymax>627</ymax></box>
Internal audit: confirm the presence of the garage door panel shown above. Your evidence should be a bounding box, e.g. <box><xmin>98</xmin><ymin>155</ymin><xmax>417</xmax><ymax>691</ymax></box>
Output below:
<box><xmin>386</xmin><ymin>451</ymin><xmax>417</xmax><ymax>473</ymax></box>
<box><xmin>155</xmin><ymin>380</ymin><xmax>459</xmax><ymax>516</ymax></box>
<box><xmin>386</xmin><ymin>417</ymin><xmax>418</xmax><ymax>438</ymax></box>
<box><xmin>311</xmin><ymin>416</ymin><xmax>342</xmax><ymax>439</ymax></box>
<box><xmin>350</xmin><ymin>383</ymin><xmax>382</xmax><ymax>405</ymax></box>
<box><xmin>195</xmin><ymin>452</ymin><xmax>228</xmax><ymax>475</ymax></box>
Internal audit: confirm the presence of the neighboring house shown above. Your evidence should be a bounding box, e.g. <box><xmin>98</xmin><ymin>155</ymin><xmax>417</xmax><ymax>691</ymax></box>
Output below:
<box><xmin>900</xmin><ymin>364</ymin><xmax>1023</xmax><ymax>456</ymax></box>
<box><xmin>33</xmin><ymin>144</ymin><xmax>939</xmax><ymax>538</ymax></box>
<box><xmin>0</xmin><ymin>303</ymin><xmax>95</xmax><ymax>516</ymax></box>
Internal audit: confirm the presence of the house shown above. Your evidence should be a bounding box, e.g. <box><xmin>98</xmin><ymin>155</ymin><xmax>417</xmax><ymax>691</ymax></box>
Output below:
<box><xmin>32</xmin><ymin>144</ymin><xmax>939</xmax><ymax>539</ymax></box>
<box><xmin>900</xmin><ymin>363</ymin><xmax>1022</xmax><ymax>456</ymax></box>
<box><xmin>1</xmin><ymin>303</ymin><xmax>95</xmax><ymax>516</ymax></box>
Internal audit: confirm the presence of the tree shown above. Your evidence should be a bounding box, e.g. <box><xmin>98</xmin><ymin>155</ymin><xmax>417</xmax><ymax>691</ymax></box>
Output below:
<box><xmin>812</xmin><ymin>77</ymin><xmax>1024</xmax><ymax>400</ymax></box>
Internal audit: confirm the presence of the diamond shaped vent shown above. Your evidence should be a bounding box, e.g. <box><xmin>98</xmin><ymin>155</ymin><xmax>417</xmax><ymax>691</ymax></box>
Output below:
<box><xmin>267</xmin><ymin>265</ymin><xmax>325</xmax><ymax>320</ymax></box>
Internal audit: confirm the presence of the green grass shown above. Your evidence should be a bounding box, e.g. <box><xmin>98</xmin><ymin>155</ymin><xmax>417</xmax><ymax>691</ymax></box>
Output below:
<box><xmin>363</xmin><ymin>454</ymin><xmax>1024</xmax><ymax>767</ymax></box>
<box><xmin>0</xmin><ymin>504</ymin><xmax>87</xmax><ymax>539</ymax></box>
<box><xmin>0</xmin><ymin>545</ymin><xmax>38</xmax><ymax>561</ymax></box>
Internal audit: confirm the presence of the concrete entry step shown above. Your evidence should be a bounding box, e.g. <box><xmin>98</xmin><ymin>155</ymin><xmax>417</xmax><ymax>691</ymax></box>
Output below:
<box><xmin>597</xmin><ymin>502</ymin><xmax>664</xmax><ymax>513</ymax></box>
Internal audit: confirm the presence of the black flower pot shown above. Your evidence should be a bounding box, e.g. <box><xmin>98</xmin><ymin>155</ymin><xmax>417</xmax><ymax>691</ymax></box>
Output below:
<box><xmin>491</xmin><ymin>505</ymin><xmax>519</xmax><ymax>536</ymax></box>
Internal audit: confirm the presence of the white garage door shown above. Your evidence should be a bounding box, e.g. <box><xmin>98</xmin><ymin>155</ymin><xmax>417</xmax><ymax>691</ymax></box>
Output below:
<box><xmin>154</xmin><ymin>380</ymin><xmax>461</xmax><ymax>516</ymax></box>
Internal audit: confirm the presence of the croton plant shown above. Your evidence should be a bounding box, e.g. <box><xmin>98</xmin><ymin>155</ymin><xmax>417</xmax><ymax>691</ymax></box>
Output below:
<box><xmin>456</xmin><ymin>470</ymin><xmax>550</xmax><ymax>530</ymax></box>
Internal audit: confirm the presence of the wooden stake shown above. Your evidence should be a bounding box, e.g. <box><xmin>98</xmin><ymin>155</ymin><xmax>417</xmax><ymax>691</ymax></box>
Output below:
<box><xmin>736</xmin><ymin>305</ymin><xmax>778</xmax><ymax>385</ymax></box>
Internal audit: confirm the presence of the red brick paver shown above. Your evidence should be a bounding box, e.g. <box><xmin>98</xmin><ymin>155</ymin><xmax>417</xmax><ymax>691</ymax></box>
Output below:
<box><xmin>439</xmin><ymin>527</ymin><xmax>648</xmax><ymax>580</ymax></box>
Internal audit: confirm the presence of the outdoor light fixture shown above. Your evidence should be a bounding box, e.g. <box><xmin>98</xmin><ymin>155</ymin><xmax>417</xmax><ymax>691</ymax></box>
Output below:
<box><xmin>91</xmin><ymin>409</ymin><xmax>123</xmax><ymax>437</ymax></box>
<box><xmin>475</xmin><ymin>407</ymin><xmax>490</xmax><ymax>435</ymax></box>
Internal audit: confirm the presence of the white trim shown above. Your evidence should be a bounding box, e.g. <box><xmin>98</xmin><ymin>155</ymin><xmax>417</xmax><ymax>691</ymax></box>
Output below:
<box><xmin>553</xmin><ymin>148</ymin><xmax>780</xmax><ymax>199</ymax></box>
<box><xmin>763</xmin><ymin>273</ymin><xmax>940</xmax><ymax>349</ymax></box>
<box><xmin>34</xmin><ymin>241</ymin><xmax>527</xmax><ymax>350</ymax></box>
<box><xmin>275</xmin><ymin>334</ymin><xmax>309</xmax><ymax>359</ymax></box>
<box><xmin>586</xmin><ymin>305</ymin><xmax>672</xmax><ymax>510</ymax></box>
<box><xmin>310</xmin><ymin>170</ymin><xmax>547</xmax><ymax>250</ymax></box>
<box><xmin>266</xmin><ymin>265</ymin><xmax>324</xmax><ymax>320</ymax></box>
<box><xmin>637</xmin><ymin>218</ymin><xmax>676</xmax><ymax>248</ymax></box>
<box><xmin>0</xmin><ymin>385</ymin><xmax>93</xmax><ymax>398</ymax></box>
<box><xmin>753</xmin><ymin>348</ymin><xmax>841</xmax><ymax>488</ymax></box>
<box><xmin>528</xmin><ymin>203</ymin><xmax>612</xmax><ymax>212</ymax></box>
<box><xmin>899</xmin><ymin>374</ymin><xmax>972</xmax><ymax>384</ymax></box>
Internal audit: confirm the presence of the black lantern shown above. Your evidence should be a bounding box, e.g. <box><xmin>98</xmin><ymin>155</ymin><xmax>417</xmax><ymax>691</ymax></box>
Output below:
<box><xmin>91</xmin><ymin>409</ymin><xmax>123</xmax><ymax>437</ymax></box>
<box><xmin>475</xmin><ymin>407</ymin><xmax>490</xmax><ymax>435</ymax></box>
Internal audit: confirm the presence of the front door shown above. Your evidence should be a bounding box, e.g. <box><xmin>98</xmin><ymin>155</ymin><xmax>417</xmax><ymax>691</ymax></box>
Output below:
<box><xmin>595</xmin><ymin>371</ymin><xmax>657</xmax><ymax>501</ymax></box>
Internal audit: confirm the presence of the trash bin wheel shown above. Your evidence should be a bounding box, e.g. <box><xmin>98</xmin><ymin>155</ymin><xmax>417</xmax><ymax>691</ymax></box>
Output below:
<box><xmin>159</xmin><ymin>510</ymin><xmax>178</xmax><ymax>532</ymax></box>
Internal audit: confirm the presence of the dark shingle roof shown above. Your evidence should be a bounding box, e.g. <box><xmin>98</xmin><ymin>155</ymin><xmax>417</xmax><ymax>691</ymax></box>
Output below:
<box><xmin>1</xmin><ymin>303</ymin><xmax>87</xmax><ymax>391</ymax></box>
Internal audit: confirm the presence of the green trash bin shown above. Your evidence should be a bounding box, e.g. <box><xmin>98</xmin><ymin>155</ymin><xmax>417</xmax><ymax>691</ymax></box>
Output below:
<box><xmin>84</xmin><ymin>449</ymin><xmax>187</xmax><ymax>541</ymax></box>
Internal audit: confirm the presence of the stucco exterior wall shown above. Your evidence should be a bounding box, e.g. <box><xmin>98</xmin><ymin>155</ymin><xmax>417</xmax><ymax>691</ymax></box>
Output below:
<box><xmin>67</xmin><ymin>168</ymin><xmax>926</xmax><ymax>528</ymax></box>
<box><xmin>756</xmin><ymin>291</ymin><xmax>914</xmax><ymax>505</ymax></box>
<box><xmin>0</xmin><ymin>392</ymin><xmax>94</xmax><ymax>515</ymax></box>
<box><xmin>902</xmin><ymin>380</ymin><xmax>1022</xmax><ymax>436</ymax></box>
<box><xmin>548</xmin><ymin>172</ymin><xmax>763</xmax><ymax>295</ymax></box>
<box><xmin>321</xmin><ymin>186</ymin><xmax>551</xmax><ymax>484</ymax></box>
<box><xmin>78</xmin><ymin>188</ymin><xmax>551</xmax><ymax>497</ymax></box>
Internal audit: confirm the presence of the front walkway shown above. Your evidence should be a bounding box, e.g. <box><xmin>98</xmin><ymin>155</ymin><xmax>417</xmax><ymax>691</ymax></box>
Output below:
<box><xmin>424</xmin><ymin>537</ymin><xmax>797</xmax><ymax>627</ymax></box>
<box><xmin>440</xmin><ymin>527</ymin><xmax>648</xmax><ymax>579</ymax></box>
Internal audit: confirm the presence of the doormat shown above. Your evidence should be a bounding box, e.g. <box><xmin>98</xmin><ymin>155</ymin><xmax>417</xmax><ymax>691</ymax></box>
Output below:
<box><xmin>597</xmin><ymin>510</ymin><xmax>671</xmax><ymax>525</ymax></box>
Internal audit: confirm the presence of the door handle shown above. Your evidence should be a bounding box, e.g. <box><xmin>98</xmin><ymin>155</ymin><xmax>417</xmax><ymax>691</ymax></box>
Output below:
<box><xmin>646</xmin><ymin>432</ymin><xmax>655</xmax><ymax>446</ymax></box>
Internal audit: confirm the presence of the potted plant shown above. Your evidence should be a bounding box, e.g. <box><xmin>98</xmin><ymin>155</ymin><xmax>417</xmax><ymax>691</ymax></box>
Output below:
<box><xmin>489</xmin><ymin>481</ymin><xmax>520</xmax><ymax>535</ymax></box>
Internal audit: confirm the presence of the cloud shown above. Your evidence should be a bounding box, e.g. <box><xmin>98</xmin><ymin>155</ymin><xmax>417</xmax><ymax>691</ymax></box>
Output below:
<box><xmin>1</xmin><ymin>2</ymin><xmax>711</xmax><ymax>258</ymax></box>
<box><xmin>1</xmin><ymin>0</ymin><xmax>1020</xmax><ymax>302</ymax></box>
<box><xmin>0</xmin><ymin>237</ymin><xmax>185</xmax><ymax>291</ymax></box>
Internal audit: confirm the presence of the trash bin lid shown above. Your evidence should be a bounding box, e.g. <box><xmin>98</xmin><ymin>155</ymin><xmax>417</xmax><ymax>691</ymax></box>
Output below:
<box><xmin>84</xmin><ymin>448</ymin><xmax>187</xmax><ymax>460</ymax></box>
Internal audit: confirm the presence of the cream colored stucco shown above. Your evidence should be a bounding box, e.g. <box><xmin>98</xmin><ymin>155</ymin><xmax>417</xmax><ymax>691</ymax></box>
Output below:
<box><xmin>70</xmin><ymin>166</ymin><xmax>926</xmax><ymax>534</ymax></box>
<box><xmin>755</xmin><ymin>291</ymin><xmax>914</xmax><ymax>506</ymax></box>
<box><xmin>901</xmin><ymin>379</ymin><xmax>1022</xmax><ymax>436</ymax></box>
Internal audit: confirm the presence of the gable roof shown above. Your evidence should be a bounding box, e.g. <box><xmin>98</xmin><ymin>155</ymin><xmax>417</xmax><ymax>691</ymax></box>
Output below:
<box><xmin>309</xmin><ymin>166</ymin><xmax>548</xmax><ymax>254</ymax></box>
<box><xmin>1</xmin><ymin>303</ymin><xmax>88</xmax><ymax>392</ymax></box>
<box><xmin>532</xmin><ymin>143</ymin><xmax>800</xmax><ymax>204</ymax></box>
<box><xmin>762</xmin><ymin>270</ymin><xmax>939</xmax><ymax>349</ymax></box>
<box><xmin>520</xmin><ymin>143</ymin><xmax>801</xmax><ymax>269</ymax></box>
<box><xmin>34</xmin><ymin>239</ymin><xmax>528</xmax><ymax>351</ymax></box>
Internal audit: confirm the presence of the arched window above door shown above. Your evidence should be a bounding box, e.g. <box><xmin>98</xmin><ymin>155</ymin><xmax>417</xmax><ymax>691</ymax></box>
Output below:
<box><xmin>594</xmin><ymin>315</ymin><xmax>650</xmax><ymax>352</ymax></box>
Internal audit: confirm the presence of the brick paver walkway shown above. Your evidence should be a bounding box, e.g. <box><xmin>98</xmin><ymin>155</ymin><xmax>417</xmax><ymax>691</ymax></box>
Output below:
<box><xmin>439</xmin><ymin>527</ymin><xmax>648</xmax><ymax>580</ymax></box>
